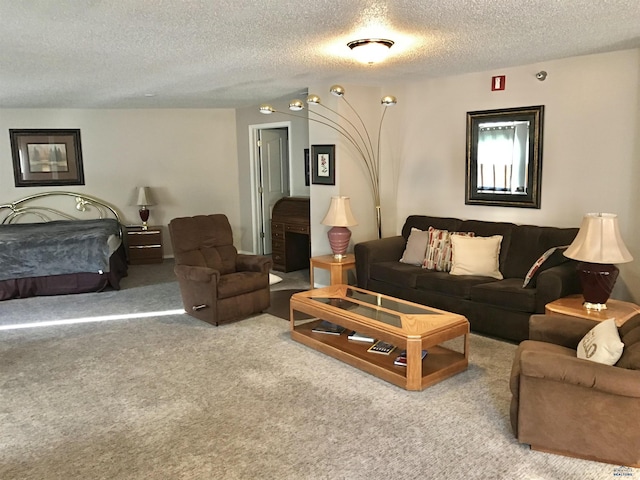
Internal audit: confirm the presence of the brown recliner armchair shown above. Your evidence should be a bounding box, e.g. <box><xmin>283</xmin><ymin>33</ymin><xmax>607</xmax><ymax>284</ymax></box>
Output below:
<box><xmin>510</xmin><ymin>314</ymin><xmax>640</xmax><ymax>467</ymax></box>
<box><xmin>168</xmin><ymin>214</ymin><xmax>272</xmax><ymax>326</ymax></box>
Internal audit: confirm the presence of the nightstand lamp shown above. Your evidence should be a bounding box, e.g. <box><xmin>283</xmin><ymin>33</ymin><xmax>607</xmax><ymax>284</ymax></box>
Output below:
<box><xmin>321</xmin><ymin>196</ymin><xmax>358</xmax><ymax>260</ymax></box>
<box><xmin>136</xmin><ymin>186</ymin><xmax>154</xmax><ymax>230</ymax></box>
<box><xmin>563</xmin><ymin>213</ymin><xmax>633</xmax><ymax>310</ymax></box>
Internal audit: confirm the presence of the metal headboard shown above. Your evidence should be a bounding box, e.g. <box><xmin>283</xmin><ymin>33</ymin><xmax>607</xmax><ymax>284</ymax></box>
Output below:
<box><xmin>0</xmin><ymin>191</ymin><xmax>122</xmax><ymax>225</ymax></box>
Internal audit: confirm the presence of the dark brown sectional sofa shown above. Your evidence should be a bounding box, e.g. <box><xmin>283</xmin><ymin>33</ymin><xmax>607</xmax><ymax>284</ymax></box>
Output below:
<box><xmin>354</xmin><ymin>215</ymin><xmax>581</xmax><ymax>343</ymax></box>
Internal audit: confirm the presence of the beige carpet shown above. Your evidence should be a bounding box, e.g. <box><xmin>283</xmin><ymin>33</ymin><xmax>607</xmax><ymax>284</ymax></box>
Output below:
<box><xmin>0</xmin><ymin>262</ymin><xmax>626</xmax><ymax>479</ymax></box>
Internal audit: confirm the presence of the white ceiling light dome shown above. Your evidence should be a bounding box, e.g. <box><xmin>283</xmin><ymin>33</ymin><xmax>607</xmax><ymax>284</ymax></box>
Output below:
<box><xmin>347</xmin><ymin>38</ymin><xmax>394</xmax><ymax>64</ymax></box>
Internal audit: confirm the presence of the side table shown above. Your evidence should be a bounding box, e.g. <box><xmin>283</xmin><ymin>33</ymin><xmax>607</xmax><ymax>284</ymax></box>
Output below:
<box><xmin>309</xmin><ymin>254</ymin><xmax>356</xmax><ymax>287</ymax></box>
<box><xmin>126</xmin><ymin>225</ymin><xmax>163</xmax><ymax>264</ymax></box>
<box><xmin>545</xmin><ymin>294</ymin><xmax>640</xmax><ymax>327</ymax></box>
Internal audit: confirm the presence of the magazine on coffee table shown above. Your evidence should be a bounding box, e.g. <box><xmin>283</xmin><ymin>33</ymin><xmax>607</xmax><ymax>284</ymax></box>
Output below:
<box><xmin>394</xmin><ymin>350</ymin><xmax>428</xmax><ymax>366</ymax></box>
<box><xmin>311</xmin><ymin>320</ymin><xmax>346</xmax><ymax>335</ymax></box>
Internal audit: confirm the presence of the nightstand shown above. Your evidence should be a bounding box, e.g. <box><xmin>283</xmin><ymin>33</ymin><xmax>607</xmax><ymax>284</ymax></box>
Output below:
<box><xmin>545</xmin><ymin>294</ymin><xmax>640</xmax><ymax>327</ymax></box>
<box><xmin>126</xmin><ymin>225</ymin><xmax>163</xmax><ymax>264</ymax></box>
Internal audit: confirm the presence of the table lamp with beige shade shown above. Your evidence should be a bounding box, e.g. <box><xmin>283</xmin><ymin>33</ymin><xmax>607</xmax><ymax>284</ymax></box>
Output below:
<box><xmin>321</xmin><ymin>196</ymin><xmax>357</xmax><ymax>260</ymax></box>
<box><xmin>563</xmin><ymin>213</ymin><xmax>633</xmax><ymax>310</ymax></box>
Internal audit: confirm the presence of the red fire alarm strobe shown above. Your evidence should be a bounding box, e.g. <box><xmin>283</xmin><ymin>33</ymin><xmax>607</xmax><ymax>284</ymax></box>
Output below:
<box><xmin>491</xmin><ymin>75</ymin><xmax>506</xmax><ymax>91</ymax></box>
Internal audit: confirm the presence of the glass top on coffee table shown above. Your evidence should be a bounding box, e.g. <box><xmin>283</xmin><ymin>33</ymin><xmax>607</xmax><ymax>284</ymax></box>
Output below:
<box><xmin>309</xmin><ymin>287</ymin><xmax>442</xmax><ymax>328</ymax></box>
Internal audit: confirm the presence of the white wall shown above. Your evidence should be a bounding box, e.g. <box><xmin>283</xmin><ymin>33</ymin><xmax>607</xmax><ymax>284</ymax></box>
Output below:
<box><xmin>0</xmin><ymin>109</ymin><xmax>239</xmax><ymax>255</ymax></box>
<box><xmin>235</xmin><ymin>97</ymin><xmax>309</xmax><ymax>254</ymax></box>
<box><xmin>306</xmin><ymin>84</ymin><xmax>402</xmax><ymax>252</ymax></box>
<box><xmin>395</xmin><ymin>48</ymin><xmax>640</xmax><ymax>301</ymax></box>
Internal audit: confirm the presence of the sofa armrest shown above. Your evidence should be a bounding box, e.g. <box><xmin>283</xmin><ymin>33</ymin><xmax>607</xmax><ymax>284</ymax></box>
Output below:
<box><xmin>520</xmin><ymin>349</ymin><xmax>640</xmax><ymax>398</ymax></box>
<box><xmin>534</xmin><ymin>262</ymin><xmax>581</xmax><ymax>312</ymax></box>
<box><xmin>236</xmin><ymin>254</ymin><xmax>272</xmax><ymax>274</ymax></box>
<box><xmin>355</xmin><ymin>236</ymin><xmax>407</xmax><ymax>289</ymax></box>
<box><xmin>529</xmin><ymin>314</ymin><xmax>598</xmax><ymax>348</ymax></box>
<box><xmin>174</xmin><ymin>264</ymin><xmax>219</xmax><ymax>283</ymax></box>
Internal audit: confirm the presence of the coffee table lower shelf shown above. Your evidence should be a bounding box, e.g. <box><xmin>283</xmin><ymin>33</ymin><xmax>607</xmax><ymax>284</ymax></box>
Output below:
<box><xmin>291</xmin><ymin>320</ymin><xmax>467</xmax><ymax>391</ymax></box>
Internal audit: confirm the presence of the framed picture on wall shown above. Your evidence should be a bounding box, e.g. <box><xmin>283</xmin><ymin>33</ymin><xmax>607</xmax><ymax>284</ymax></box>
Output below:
<box><xmin>9</xmin><ymin>128</ymin><xmax>85</xmax><ymax>187</ymax></box>
<box><xmin>311</xmin><ymin>144</ymin><xmax>335</xmax><ymax>185</ymax></box>
<box><xmin>304</xmin><ymin>148</ymin><xmax>310</xmax><ymax>186</ymax></box>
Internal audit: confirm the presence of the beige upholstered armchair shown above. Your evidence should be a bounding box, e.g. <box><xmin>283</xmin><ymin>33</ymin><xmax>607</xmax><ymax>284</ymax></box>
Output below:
<box><xmin>168</xmin><ymin>214</ymin><xmax>272</xmax><ymax>326</ymax></box>
<box><xmin>510</xmin><ymin>314</ymin><xmax>640</xmax><ymax>467</ymax></box>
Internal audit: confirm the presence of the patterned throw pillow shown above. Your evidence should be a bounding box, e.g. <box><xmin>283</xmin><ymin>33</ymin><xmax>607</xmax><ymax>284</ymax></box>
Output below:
<box><xmin>422</xmin><ymin>227</ymin><xmax>474</xmax><ymax>272</ymax></box>
<box><xmin>577</xmin><ymin>319</ymin><xmax>624</xmax><ymax>365</ymax></box>
<box><xmin>522</xmin><ymin>246</ymin><xmax>570</xmax><ymax>288</ymax></box>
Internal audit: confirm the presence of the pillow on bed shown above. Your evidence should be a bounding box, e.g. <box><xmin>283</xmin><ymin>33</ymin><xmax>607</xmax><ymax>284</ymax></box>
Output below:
<box><xmin>450</xmin><ymin>235</ymin><xmax>503</xmax><ymax>279</ymax></box>
<box><xmin>399</xmin><ymin>228</ymin><xmax>430</xmax><ymax>266</ymax></box>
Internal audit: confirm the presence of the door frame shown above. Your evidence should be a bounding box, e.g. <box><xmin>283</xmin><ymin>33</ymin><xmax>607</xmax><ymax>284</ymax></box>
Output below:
<box><xmin>248</xmin><ymin>121</ymin><xmax>293</xmax><ymax>254</ymax></box>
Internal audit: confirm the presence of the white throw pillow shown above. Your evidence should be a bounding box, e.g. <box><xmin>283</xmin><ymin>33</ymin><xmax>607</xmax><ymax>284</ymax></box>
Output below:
<box><xmin>577</xmin><ymin>319</ymin><xmax>624</xmax><ymax>365</ymax></box>
<box><xmin>422</xmin><ymin>227</ymin><xmax>475</xmax><ymax>272</ymax></box>
<box><xmin>399</xmin><ymin>228</ymin><xmax>430</xmax><ymax>266</ymax></box>
<box><xmin>449</xmin><ymin>235</ymin><xmax>503</xmax><ymax>279</ymax></box>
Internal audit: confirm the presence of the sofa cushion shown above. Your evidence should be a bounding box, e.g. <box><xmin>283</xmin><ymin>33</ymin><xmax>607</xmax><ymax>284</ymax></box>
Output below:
<box><xmin>510</xmin><ymin>340</ymin><xmax>577</xmax><ymax>398</ymax></box>
<box><xmin>202</xmin><ymin>245</ymin><xmax>238</xmax><ymax>274</ymax></box>
<box><xmin>217</xmin><ymin>271</ymin><xmax>268</xmax><ymax>300</ymax></box>
<box><xmin>450</xmin><ymin>235</ymin><xmax>503</xmax><ymax>279</ymax></box>
<box><xmin>617</xmin><ymin>315</ymin><xmax>640</xmax><ymax>370</ymax></box>
<box><xmin>470</xmin><ymin>278</ymin><xmax>537</xmax><ymax>313</ymax></box>
<box><xmin>522</xmin><ymin>245</ymin><xmax>570</xmax><ymax>288</ymax></box>
<box><xmin>415</xmin><ymin>271</ymin><xmax>493</xmax><ymax>299</ymax></box>
<box><xmin>577</xmin><ymin>319</ymin><xmax>624</xmax><ymax>365</ymax></box>
<box><xmin>370</xmin><ymin>261</ymin><xmax>423</xmax><ymax>289</ymax></box>
<box><xmin>399</xmin><ymin>228</ymin><xmax>429</xmax><ymax>266</ymax></box>
<box><xmin>617</xmin><ymin>344</ymin><xmax>640</xmax><ymax>370</ymax></box>
<box><xmin>502</xmin><ymin>224</ymin><xmax>579</xmax><ymax>279</ymax></box>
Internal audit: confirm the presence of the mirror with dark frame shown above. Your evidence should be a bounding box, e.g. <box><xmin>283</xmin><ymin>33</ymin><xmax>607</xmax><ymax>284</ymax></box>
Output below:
<box><xmin>465</xmin><ymin>105</ymin><xmax>544</xmax><ymax>208</ymax></box>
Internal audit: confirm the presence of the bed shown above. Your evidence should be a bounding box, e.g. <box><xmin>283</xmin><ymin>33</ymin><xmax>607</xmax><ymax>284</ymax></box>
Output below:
<box><xmin>0</xmin><ymin>191</ymin><xmax>128</xmax><ymax>300</ymax></box>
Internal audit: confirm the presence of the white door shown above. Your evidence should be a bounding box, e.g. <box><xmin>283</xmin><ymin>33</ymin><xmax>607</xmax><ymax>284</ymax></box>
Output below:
<box><xmin>258</xmin><ymin>128</ymin><xmax>289</xmax><ymax>254</ymax></box>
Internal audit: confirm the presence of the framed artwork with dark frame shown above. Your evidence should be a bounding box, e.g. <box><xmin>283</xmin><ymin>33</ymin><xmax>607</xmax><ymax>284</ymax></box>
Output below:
<box><xmin>9</xmin><ymin>128</ymin><xmax>85</xmax><ymax>187</ymax></box>
<box><xmin>311</xmin><ymin>144</ymin><xmax>335</xmax><ymax>185</ymax></box>
<box><xmin>465</xmin><ymin>105</ymin><xmax>544</xmax><ymax>208</ymax></box>
<box><xmin>304</xmin><ymin>148</ymin><xmax>310</xmax><ymax>186</ymax></box>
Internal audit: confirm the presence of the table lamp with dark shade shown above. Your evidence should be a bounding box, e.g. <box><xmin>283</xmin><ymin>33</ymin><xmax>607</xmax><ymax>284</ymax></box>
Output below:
<box><xmin>563</xmin><ymin>213</ymin><xmax>633</xmax><ymax>310</ymax></box>
<box><xmin>321</xmin><ymin>196</ymin><xmax>358</xmax><ymax>260</ymax></box>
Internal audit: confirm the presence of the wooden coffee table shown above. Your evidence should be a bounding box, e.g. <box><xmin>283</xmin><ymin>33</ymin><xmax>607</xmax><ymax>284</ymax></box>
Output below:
<box><xmin>289</xmin><ymin>285</ymin><xmax>469</xmax><ymax>391</ymax></box>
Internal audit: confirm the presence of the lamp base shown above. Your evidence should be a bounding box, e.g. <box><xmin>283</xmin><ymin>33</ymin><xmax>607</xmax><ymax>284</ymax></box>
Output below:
<box><xmin>583</xmin><ymin>301</ymin><xmax>607</xmax><ymax>311</ymax></box>
<box><xmin>327</xmin><ymin>226</ymin><xmax>351</xmax><ymax>259</ymax></box>
<box><xmin>577</xmin><ymin>262</ymin><xmax>619</xmax><ymax>308</ymax></box>
<box><xmin>139</xmin><ymin>207</ymin><xmax>150</xmax><ymax>231</ymax></box>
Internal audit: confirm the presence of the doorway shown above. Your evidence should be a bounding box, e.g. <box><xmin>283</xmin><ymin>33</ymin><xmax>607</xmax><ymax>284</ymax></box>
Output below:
<box><xmin>250</xmin><ymin>124</ymin><xmax>290</xmax><ymax>254</ymax></box>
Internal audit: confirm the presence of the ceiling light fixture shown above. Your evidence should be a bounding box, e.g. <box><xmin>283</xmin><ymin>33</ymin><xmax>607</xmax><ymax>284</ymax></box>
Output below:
<box><xmin>347</xmin><ymin>38</ymin><xmax>394</xmax><ymax>65</ymax></box>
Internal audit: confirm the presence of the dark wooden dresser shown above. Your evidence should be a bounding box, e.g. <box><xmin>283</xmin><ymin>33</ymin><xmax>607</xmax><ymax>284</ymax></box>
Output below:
<box><xmin>271</xmin><ymin>197</ymin><xmax>310</xmax><ymax>272</ymax></box>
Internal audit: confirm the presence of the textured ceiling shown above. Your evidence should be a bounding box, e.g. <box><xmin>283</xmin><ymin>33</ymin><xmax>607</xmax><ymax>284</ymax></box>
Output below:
<box><xmin>1</xmin><ymin>1</ymin><xmax>640</xmax><ymax>109</ymax></box>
